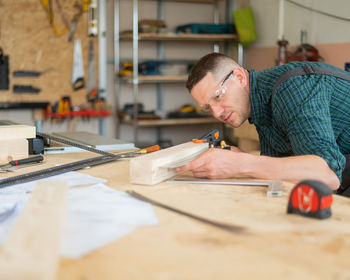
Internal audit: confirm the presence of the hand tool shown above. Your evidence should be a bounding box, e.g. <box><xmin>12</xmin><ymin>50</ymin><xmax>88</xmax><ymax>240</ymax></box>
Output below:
<box><xmin>287</xmin><ymin>180</ymin><xmax>333</xmax><ymax>219</ymax></box>
<box><xmin>40</xmin><ymin>0</ymin><xmax>69</xmax><ymax>36</ymax></box>
<box><xmin>168</xmin><ymin>177</ymin><xmax>283</xmax><ymax>197</ymax></box>
<box><xmin>192</xmin><ymin>128</ymin><xmax>230</xmax><ymax>150</ymax></box>
<box><xmin>0</xmin><ymin>162</ymin><xmax>45</xmax><ymax>173</ymax></box>
<box><xmin>88</xmin><ymin>0</ymin><xmax>98</xmax><ymax>36</ymax></box>
<box><xmin>72</xmin><ymin>39</ymin><xmax>85</xmax><ymax>90</ymax></box>
<box><xmin>13</xmin><ymin>69</ymin><xmax>55</xmax><ymax>78</ymax></box>
<box><xmin>13</xmin><ymin>85</ymin><xmax>41</xmax><ymax>94</ymax></box>
<box><xmin>0</xmin><ymin>133</ymin><xmax>160</xmax><ymax>190</ymax></box>
<box><xmin>68</xmin><ymin>1</ymin><xmax>83</xmax><ymax>42</ymax></box>
<box><xmin>87</xmin><ymin>39</ymin><xmax>98</xmax><ymax>101</ymax></box>
<box><xmin>117</xmin><ymin>145</ymin><xmax>160</xmax><ymax>158</ymax></box>
<box><xmin>127</xmin><ymin>190</ymin><xmax>244</xmax><ymax>233</ymax></box>
<box><xmin>0</xmin><ymin>47</ymin><xmax>9</xmax><ymax>90</ymax></box>
<box><xmin>0</xmin><ymin>156</ymin><xmax>44</xmax><ymax>173</ymax></box>
<box><xmin>13</xmin><ymin>71</ymin><xmax>41</xmax><ymax>78</ymax></box>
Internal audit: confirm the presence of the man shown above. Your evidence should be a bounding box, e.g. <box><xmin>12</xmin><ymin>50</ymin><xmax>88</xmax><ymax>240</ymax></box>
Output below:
<box><xmin>177</xmin><ymin>53</ymin><xmax>350</xmax><ymax>195</ymax></box>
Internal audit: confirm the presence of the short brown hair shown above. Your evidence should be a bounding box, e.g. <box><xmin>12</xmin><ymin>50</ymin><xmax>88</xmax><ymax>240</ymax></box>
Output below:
<box><xmin>186</xmin><ymin>53</ymin><xmax>232</xmax><ymax>92</ymax></box>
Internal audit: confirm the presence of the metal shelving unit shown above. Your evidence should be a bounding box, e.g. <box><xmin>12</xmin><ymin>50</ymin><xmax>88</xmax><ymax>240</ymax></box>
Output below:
<box><xmin>114</xmin><ymin>0</ymin><xmax>243</xmax><ymax>145</ymax></box>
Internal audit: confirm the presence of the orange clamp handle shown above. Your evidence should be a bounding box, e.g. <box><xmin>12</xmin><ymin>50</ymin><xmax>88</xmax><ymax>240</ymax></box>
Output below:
<box><xmin>192</xmin><ymin>139</ymin><xmax>205</xmax><ymax>144</ymax></box>
<box><xmin>141</xmin><ymin>145</ymin><xmax>161</xmax><ymax>154</ymax></box>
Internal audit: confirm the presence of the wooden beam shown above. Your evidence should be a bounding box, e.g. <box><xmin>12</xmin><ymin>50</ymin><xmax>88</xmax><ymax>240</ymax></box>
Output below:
<box><xmin>0</xmin><ymin>124</ymin><xmax>36</xmax><ymax>140</ymax></box>
<box><xmin>0</xmin><ymin>138</ymin><xmax>28</xmax><ymax>163</ymax></box>
<box><xmin>0</xmin><ymin>181</ymin><xmax>68</xmax><ymax>280</ymax></box>
<box><xmin>130</xmin><ymin>142</ymin><xmax>208</xmax><ymax>185</ymax></box>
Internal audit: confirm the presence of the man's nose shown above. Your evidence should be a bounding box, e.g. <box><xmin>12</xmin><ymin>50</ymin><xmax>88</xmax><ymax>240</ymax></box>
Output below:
<box><xmin>210</xmin><ymin>104</ymin><xmax>224</xmax><ymax>118</ymax></box>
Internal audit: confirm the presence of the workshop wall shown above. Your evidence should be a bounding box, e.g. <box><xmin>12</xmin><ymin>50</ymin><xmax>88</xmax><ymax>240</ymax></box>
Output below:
<box><xmin>0</xmin><ymin>0</ymin><xmax>98</xmax><ymax>105</ymax></box>
<box><xmin>246</xmin><ymin>0</ymin><xmax>350</xmax><ymax>70</ymax></box>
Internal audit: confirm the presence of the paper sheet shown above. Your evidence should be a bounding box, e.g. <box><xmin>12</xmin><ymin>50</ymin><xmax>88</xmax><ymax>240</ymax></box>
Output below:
<box><xmin>0</xmin><ymin>183</ymin><xmax>158</xmax><ymax>259</ymax></box>
<box><xmin>0</xmin><ymin>192</ymin><xmax>28</xmax><ymax>243</ymax></box>
<box><xmin>61</xmin><ymin>184</ymin><xmax>158</xmax><ymax>258</ymax></box>
<box><xmin>0</xmin><ymin>171</ymin><xmax>107</xmax><ymax>194</ymax></box>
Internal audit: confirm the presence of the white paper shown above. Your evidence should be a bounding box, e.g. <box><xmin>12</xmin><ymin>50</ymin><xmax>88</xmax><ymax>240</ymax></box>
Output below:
<box><xmin>0</xmin><ymin>192</ymin><xmax>29</xmax><ymax>243</ymax></box>
<box><xmin>0</xmin><ymin>171</ymin><xmax>107</xmax><ymax>194</ymax></box>
<box><xmin>0</xmin><ymin>183</ymin><xmax>158</xmax><ymax>259</ymax></box>
<box><xmin>61</xmin><ymin>184</ymin><xmax>158</xmax><ymax>258</ymax></box>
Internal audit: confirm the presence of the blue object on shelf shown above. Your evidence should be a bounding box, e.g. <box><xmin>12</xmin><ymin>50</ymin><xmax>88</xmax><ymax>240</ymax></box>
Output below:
<box><xmin>139</xmin><ymin>61</ymin><xmax>167</xmax><ymax>75</ymax></box>
<box><xmin>175</xmin><ymin>23</ymin><xmax>236</xmax><ymax>35</ymax></box>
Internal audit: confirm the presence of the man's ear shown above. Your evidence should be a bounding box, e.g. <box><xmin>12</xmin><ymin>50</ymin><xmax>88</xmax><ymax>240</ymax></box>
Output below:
<box><xmin>232</xmin><ymin>68</ymin><xmax>248</xmax><ymax>87</ymax></box>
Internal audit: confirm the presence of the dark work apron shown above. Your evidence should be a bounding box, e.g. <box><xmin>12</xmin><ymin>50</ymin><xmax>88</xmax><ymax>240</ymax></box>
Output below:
<box><xmin>337</xmin><ymin>155</ymin><xmax>350</xmax><ymax>197</ymax></box>
<box><xmin>271</xmin><ymin>65</ymin><xmax>350</xmax><ymax>196</ymax></box>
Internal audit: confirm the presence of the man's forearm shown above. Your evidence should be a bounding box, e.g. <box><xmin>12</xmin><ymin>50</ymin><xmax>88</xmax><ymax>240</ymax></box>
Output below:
<box><xmin>239</xmin><ymin>153</ymin><xmax>341</xmax><ymax>190</ymax></box>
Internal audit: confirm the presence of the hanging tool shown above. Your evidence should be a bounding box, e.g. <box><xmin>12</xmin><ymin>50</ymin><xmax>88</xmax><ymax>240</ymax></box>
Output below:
<box><xmin>0</xmin><ymin>47</ymin><xmax>9</xmax><ymax>90</ymax></box>
<box><xmin>40</xmin><ymin>0</ymin><xmax>69</xmax><ymax>36</ymax></box>
<box><xmin>13</xmin><ymin>85</ymin><xmax>41</xmax><ymax>94</ymax></box>
<box><xmin>87</xmin><ymin>39</ymin><xmax>98</xmax><ymax>101</ymax></box>
<box><xmin>0</xmin><ymin>133</ymin><xmax>160</xmax><ymax>189</ymax></box>
<box><xmin>287</xmin><ymin>180</ymin><xmax>333</xmax><ymax>219</ymax></box>
<box><xmin>68</xmin><ymin>1</ymin><xmax>84</xmax><ymax>42</ymax></box>
<box><xmin>88</xmin><ymin>0</ymin><xmax>98</xmax><ymax>36</ymax></box>
<box><xmin>55</xmin><ymin>0</ymin><xmax>70</xmax><ymax>29</ymax></box>
<box><xmin>0</xmin><ymin>155</ymin><xmax>44</xmax><ymax>173</ymax></box>
<box><xmin>13</xmin><ymin>68</ymin><xmax>54</xmax><ymax>78</ymax></box>
<box><xmin>127</xmin><ymin>190</ymin><xmax>245</xmax><ymax>233</ymax></box>
<box><xmin>82</xmin><ymin>0</ymin><xmax>91</xmax><ymax>12</ymax></box>
<box><xmin>72</xmin><ymin>39</ymin><xmax>85</xmax><ymax>90</ymax></box>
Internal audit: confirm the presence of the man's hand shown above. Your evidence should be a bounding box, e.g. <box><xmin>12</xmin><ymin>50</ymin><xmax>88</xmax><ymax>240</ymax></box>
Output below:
<box><xmin>176</xmin><ymin>148</ymin><xmax>244</xmax><ymax>179</ymax></box>
<box><xmin>176</xmin><ymin>148</ymin><xmax>340</xmax><ymax>190</ymax></box>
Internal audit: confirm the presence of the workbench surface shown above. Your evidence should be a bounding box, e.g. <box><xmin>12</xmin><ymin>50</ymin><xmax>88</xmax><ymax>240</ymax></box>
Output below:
<box><xmin>3</xmin><ymin>152</ymin><xmax>350</xmax><ymax>279</ymax></box>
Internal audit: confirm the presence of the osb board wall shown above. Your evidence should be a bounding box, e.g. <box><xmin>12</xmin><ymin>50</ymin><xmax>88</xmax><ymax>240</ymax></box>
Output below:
<box><xmin>0</xmin><ymin>0</ymin><xmax>98</xmax><ymax>105</ymax></box>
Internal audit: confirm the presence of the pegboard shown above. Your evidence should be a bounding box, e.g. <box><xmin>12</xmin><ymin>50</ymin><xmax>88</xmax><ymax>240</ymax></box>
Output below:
<box><xmin>0</xmin><ymin>0</ymin><xmax>98</xmax><ymax>106</ymax></box>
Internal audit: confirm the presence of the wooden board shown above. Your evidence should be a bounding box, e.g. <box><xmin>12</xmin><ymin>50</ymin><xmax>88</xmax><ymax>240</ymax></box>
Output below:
<box><xmin>0</xmin><ymin>0</ymin><xmax>98</xmax><ymax>105</ymax></box>
<box><xmin>0</xmin><ymin>180</ymin><xmax>68</xmax><ymax>280</ymax></box>
<box><xmin>0</xmin><ymin>152</ymin><xmax>346</xmax><ymax>279</ymax></box>
<box><xmin>0</xmin><ymin>138</ymin><xmax>28</xmax><ymax>163</ymax></box>
<box><xmin>0</xmin><ymin>124</ymin><xmax>35</xmax><ymax>140</ymax></box>
<box><xmin>130</xmin><ymin>142</ymin><xmax>208</xmax><ymax>185</ymax></box>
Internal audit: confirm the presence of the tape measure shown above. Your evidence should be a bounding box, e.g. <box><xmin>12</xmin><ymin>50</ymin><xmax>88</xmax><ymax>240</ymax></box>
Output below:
<box><xmin>287</xmin><ymin>180</ymin><xmax>333</xmax><ymax>219</ymax></box>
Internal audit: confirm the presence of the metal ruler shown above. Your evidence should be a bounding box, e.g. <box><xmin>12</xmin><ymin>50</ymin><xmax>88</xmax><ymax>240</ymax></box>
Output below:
<box><xmin>0</xmin><ymin>132</ymin><xmax>120</xmax><ymax>190</ymax></box>
<box><xmin>167</xmin><ymin>178</ymin><xmax>283</xmax><ymax>197</ymax></box>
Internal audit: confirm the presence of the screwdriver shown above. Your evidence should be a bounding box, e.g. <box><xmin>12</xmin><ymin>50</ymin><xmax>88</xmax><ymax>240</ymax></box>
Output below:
<box><xmin>0</xmin><ymin>155</ymin><xmax>44</xmax><ymax>169</ymax></box>
<box><xmin>118</xmin><ymin>145</ymin><xmax>161</xmax><ymax>158</ymax></box>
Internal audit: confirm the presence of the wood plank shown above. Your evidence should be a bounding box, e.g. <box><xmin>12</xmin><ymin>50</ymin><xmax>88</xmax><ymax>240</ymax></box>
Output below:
<box><xmin>130</xmin><ymin>142</ymin><xmax>208</xmax><ymax>185</ymax></box>
<box><xmin>0</xmin><ymin>124</ymin><xmax>36</xmax><ymax>140</ymax></box>
<box><xmin>0</xmin><ymin>181</ymin><xmax>68</xmax><ymax>280</ymax></box>
<box><xmin>0</xmin><ymin>138</ymin><xmax>28</xmax><ymax>163</ymax></box>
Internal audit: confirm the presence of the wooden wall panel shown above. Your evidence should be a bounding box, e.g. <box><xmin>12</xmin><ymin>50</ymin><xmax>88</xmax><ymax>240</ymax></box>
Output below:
<box><xmin>0</xmin><ymin>0</ymin><xmax>98</xmax><ymax>105</ymax></box>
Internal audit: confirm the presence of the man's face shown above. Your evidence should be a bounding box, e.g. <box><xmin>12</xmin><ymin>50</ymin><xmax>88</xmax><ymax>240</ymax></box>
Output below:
<box><xmin>191</xmin><ymin>70</ymin><xmax>251</xmax><ymax>128</ymax></box>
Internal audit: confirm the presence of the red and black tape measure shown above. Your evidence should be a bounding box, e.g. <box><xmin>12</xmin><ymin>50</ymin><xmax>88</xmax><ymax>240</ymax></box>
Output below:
<box><xmin>287</xmin><ymin>180</ymin><xmax>333</xmax><ymax>219</ymax></box>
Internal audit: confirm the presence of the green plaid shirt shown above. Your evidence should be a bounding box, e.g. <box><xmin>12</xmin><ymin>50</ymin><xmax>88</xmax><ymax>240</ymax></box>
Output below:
<box><xmin>249</xmin><ymin>62</ymin><xmax>350</xmax><ymax>180</ymax></box>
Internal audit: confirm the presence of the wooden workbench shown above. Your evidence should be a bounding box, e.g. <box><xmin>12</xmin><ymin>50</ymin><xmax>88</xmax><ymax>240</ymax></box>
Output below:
<box><xmin>2</xmin><ymin>152</ymin><xmax>350</xmax><ymax>279</ymax></box>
